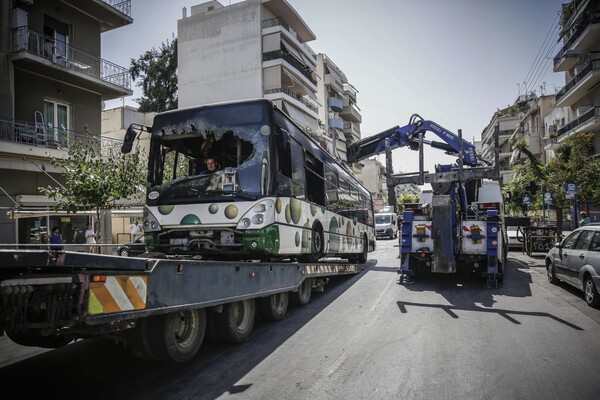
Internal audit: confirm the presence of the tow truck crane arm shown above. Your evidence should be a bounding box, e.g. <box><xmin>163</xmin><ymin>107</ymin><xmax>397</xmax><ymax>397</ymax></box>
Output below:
<box><xmin>346</xmin><ymin>114</ymin><xmax>478</xmax><ymax>166</ymax></box>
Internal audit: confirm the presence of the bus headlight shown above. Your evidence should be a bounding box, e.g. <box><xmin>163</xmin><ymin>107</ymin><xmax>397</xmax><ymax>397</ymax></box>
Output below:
<box><xmin>143</xmin><ymin>207</ymin><xmax>162</xmax><ymax>232</ymax></box>
<box><xmin>237</xmin><ymin>200</ymin><xmax>274</xmax><ymax>229</ymax></box>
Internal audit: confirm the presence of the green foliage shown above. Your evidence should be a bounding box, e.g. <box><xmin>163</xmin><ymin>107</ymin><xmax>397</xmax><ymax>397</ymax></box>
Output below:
<box><xmin>130</xmin><ymin>38</ymin><xmax>178</xmax><ymax>112</ymax></box>
<box><xmin>39</xmin><ymin>137</ymin><xmax>147</xmax><ymax>228</ymax></box>
<box><xmin>396</xmin><ymin>192</ymin><xmax>420</xmax><ymax>214</ymax></box>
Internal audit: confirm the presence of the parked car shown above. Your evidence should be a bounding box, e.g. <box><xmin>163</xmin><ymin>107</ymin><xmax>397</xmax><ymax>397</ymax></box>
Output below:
<box><xmin>116</xmin><ymin>237</ymin><xmax>146</xmax><ymax>257</ymax></box>
<box><xmin>506</xmin><ymin>226</ymin><xmax>523</xmax><ymax>249</ymax></box>
<box><xmin>545</xmin><ymin>224</ymin><xmax>600</xmax><ymax>307</ymax></box>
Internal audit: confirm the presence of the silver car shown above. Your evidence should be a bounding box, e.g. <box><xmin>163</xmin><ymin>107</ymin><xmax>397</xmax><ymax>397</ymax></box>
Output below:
<box><xmin>545</xmin><ymin>224</ymin><xmax>600</xmax><ymax>307</ymax></box>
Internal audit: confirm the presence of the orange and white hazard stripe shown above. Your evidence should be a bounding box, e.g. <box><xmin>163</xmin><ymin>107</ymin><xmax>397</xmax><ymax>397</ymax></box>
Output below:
<box><xmin>88</xmin><ymin>276</ymin><xmax>148</xmax><ymax>315</ymax></box>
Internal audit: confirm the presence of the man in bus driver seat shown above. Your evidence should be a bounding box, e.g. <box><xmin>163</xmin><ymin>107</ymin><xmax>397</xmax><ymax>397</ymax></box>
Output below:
<box><xmin>199</xmin><ymin>156</ymin><xmax>219</xmax><ymax>175</ymax></box>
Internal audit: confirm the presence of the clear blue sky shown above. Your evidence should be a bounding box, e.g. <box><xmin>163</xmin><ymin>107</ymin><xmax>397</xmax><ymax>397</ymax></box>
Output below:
<box><xmin>102</xmin><ymin>0</ymin><xmax>567</xmax><ymax>174</ymax></box>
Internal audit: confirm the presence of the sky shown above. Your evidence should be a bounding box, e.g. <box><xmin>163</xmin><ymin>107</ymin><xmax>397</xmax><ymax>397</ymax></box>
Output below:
<box><xmin>102</xmin><ymin>0</ymin><xmax>567</xmax><ymax>176</ymax></box>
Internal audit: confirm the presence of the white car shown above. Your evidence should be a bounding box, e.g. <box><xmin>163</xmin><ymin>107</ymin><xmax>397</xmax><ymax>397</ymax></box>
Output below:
<box><xmin>506</xmin><ymin>226</ymin><xmax>522</xmax><ymax>249</ymax></box>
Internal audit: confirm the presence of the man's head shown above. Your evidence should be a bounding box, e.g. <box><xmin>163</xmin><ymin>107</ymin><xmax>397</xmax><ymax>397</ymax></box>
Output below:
<box><xmin>581</xmin><ymin>211</ymin><xmax>587</xmax><ymax>218</ymax></box>
<box><xmin>206</xmin><ymin>157</ymin><xmax>217</xmax><ymax>172</ymax></box>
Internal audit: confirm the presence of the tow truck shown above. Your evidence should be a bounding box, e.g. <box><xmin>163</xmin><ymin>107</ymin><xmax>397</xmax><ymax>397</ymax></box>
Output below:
<box><xmin>347</xmin><ymin>114</ymin><xmax>506</xmax><ymax>287</ymax></box>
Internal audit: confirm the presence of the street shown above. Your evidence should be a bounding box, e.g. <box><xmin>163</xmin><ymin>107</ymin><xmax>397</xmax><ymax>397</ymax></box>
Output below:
<box><xmin>1</xmin><ymin>239</ymin><xmax>599</xmax><ymax>400</ymax></box>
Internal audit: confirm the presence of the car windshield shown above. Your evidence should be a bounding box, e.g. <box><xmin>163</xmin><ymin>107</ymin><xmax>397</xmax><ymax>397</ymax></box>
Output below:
<box><xmin>376</xmin><ymin>215</ymin><xmax>391</xmax><ymax>224</ymax></box>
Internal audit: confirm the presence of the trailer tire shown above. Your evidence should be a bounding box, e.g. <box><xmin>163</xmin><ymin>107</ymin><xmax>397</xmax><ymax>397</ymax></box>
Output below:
<box><xmin>142</xmin><ymin>308</ymin><xmax>206</xmax><ymax>363</ymax></box>
<box><xmin>258</xmin><ymin>292</ymin><xmax>289</xmax><ymax>321</ymax></box>
<box><xmin>291</xmin><ymin>278</ymin><xmax>312</xmax><ymax>306</ymax></box>
<box><xmin>7</xmin><ymin>330</ymin><xmax>70</xmax><ymax>349</ymax></box>
<box><xmin>214</xmin><ymin>300</ymin><xmax>256</xmax><ymax>343</ymax></box>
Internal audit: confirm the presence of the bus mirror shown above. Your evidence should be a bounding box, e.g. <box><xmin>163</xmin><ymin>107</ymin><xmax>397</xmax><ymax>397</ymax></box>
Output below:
<box><xmin>121</xmin><ymin>125</ymin><xmax>136</xmax><ymax>154</ymax></box>
<box><xmin>277</xmin><ymin>128</ymin><xmax>290</xmax><ymax>150</ymax></box>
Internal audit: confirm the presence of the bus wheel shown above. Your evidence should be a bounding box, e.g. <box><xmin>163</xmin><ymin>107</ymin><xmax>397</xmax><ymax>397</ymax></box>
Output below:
<box><xmin>258</xmin><ymin>292</ymin><xmax>289</xmax><ymax>321</ymax></box>
<box><xmin>142</xmin><ymin>308</ymin><xmax>206</xmax><ymax>363</ymax></box>
<box><xmin>299</xmin><ymin>224</ymin><xmax>323</xmax><ymax>263</ymax></box>
<box><xmin>291</xmin><ymin>278</ymin><xmax>312</xmax><ymax>306</ymax></box>
<box><xmin>214</xmin><ymin>299</ymin><xmax>256</xmax><ymax>343</ymax></box>
<box><xmin>357</xmin><ymin>234</ymin><xmax>368</xmax><ymax>264</ymax></box>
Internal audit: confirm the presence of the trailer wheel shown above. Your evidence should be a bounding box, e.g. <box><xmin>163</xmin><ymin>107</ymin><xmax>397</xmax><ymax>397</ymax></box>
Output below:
<box><xmin>291</xmin><ymin>278</ymin><xmax>312</xmax><ymax>306</ymax></box>
<box><xmin>6</xmin><ymin>330</ymin><xmax>70</xmax><ymax>349</ymax></box>
<box><xmin>214</xmin><ymin>299</ymin><xmax>256</xmax><ymax>343</ymax></box>
<box><xmin>142</xmin><ymin>308</ymin><xmax>206</xmax><ymax>363</ymax></box>
<box><xmin>258</xmin><ymin>292</ymin><xmax>289</xmax><ymax>321</ymax></box>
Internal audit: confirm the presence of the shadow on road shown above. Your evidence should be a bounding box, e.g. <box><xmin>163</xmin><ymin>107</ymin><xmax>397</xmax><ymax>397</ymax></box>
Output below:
<box><xmin>395</xmin><ymin>300</ymin><xmax>583</xmax><ymax>331</ymax></box>
<box><xmin>0</xmin><ymin>260</ymin><xmax>376</xmax><ymax>400</ymax></box>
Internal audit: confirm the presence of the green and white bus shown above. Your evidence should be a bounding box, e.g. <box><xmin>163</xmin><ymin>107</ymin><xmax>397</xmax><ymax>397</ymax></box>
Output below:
<box><xmin>125</xmin><ymin>99</ymin><xmax>375</xmax><ymax>263</ymax></box>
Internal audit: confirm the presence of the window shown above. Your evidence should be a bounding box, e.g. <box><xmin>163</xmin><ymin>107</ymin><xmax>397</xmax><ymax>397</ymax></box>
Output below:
<box><xmin>44</xmin><ymin>15</ymin><xmax>70</xmax><ymax>65</ymax></box>
<box><xmin>590</xmin><ymin>232</ymin><xmax>600</xmax><ymax>252</ymax></box>
<box><xmin>562</xmin><ymin>231</ymin><xmax>581</xmax><ymax>249</ymax></box>
<box><xmin>574</xmin><ymin>230</ymin><xmax>594</xmax><ymax>250</ymax></box>
<box><xmin>44</xmin><ymin>100</ymin><xmax>70</xmax><ymax>147</ymax></box>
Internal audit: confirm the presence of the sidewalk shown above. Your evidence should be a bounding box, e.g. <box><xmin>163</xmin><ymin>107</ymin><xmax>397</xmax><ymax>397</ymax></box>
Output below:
<box><xmin>507</xmin><ymin>249</ymin><xmax>546</xmax><ymax>268</ymax></box>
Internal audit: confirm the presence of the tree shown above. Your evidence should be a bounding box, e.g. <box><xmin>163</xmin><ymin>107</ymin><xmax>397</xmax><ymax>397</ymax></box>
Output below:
<box><xmin>396</xmin><ymin>193</ymin><xmax>420</xmax><ymax>214</ymax></box>
<box><xmin>39</xmin><ymin>135</ymin><xmax>147</xmax><ymax>248</ymax></box>
<box><xmin>130</xmin><ymin>38</ymin><xmax>178</xmax><ymax>112</ymax></box>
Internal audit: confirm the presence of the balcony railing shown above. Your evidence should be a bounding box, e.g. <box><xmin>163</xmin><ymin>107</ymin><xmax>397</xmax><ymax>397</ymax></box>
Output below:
<box><xmin>0</xmin><ymin>118</ymin><xmax>123</xmax><ymax>152</ymax></box>
<box><xmin>103</xmin><ymin>0</ymin><xmax>132</xmax><ymax>17</ymax></box>
<box><xmin>261</xmin><ymin>17</ymin><xmax>316</xmax><ymax>59</ymax></box>
<box><xmin>554</xmin><ymin>14</ymin><xmax>600</xmax><ymax>69</ymax></box>
<box><xmin>264</xmin><ymin>87</ymin><xmax>318</xmax><ymax>113</ymax></box>
<box><xmin>557</xmin><ymin>106</ymin><xmax>600</xmax><ymax>138</ymax></box>
<box><xmin>263</xmin><ymin>50</ymin><xmax>317</xmax><ymax>85</ymax></box>
<box><xmin>555</xmin><ymin>60</ymin><xmax>600</xmax><ymax>102</ymax></box>
<box><xmin>12</xmin><ymin>27</ymin><xmax>130</xmax><ymax>90</ymax></box>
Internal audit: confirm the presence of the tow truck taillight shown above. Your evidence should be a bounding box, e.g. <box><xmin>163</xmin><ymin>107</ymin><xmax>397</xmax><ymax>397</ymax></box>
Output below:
<box><xmin>478</xmin><ymin>202</ymin><xmax>499</xmax><ymax>210</ymax></box>
<box><xmin>404</xmin><ymin>203</ymin><xmax>420</xmax><ymax>212</ymax></box>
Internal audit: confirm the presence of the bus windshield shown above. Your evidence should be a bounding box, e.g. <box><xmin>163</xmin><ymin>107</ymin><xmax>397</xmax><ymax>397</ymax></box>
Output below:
<box><xmin>147</xmin><ymin>101</ymin><xmax>272</xmax><ymax>203</ymax></box>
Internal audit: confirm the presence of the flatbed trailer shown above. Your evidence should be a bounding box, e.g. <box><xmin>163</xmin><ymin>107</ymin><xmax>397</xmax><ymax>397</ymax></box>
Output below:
<box><xmin>0</xmin><ymin>249</ymin><xmax>363</xmax><ymax>362</ymax></box>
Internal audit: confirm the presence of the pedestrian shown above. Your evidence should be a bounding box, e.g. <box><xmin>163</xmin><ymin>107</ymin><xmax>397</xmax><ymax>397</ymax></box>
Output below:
<box><xmin>199</xmin><ymin>156</ymin><xmax>219</xmax><ymax>175</ymax></box>
<box><xmin>129</xmin><ymin>219</ymin><xmax>143</xmax><ymax>240</ymax></box>
<box><xmin>49</xmin><ymin>226</ymin><xmax>64</xmax><ymax>251</ymax></box>
<box><xmin>579</xmin><ymin>211</ymin><xmax>590</xmax><ymax>227</ymax></box>
<box><xmin>85</xmin><ymin>223</ymin><xmax>96</xmax><ymax>253</ymax></box>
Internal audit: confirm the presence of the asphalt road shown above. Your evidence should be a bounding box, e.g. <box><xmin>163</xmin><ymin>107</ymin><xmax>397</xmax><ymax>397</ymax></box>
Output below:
<box><xmin>1</xmin><ymin>240</ymin><xmax>599</xmax><ymax>400</ymax></box>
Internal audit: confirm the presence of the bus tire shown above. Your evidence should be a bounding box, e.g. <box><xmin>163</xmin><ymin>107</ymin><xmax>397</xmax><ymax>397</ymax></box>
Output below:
<box><xmin>299</xmin><ymin>224</ymin><xmax>323</xmax><ymax>263</ymax></box>
<box><xmin>214</xmin><ymin>299</ymin><xmax>256</xmax><ymax>343</ymax></box>
<box><xmin>357</xmin><ymin>234</ymin><xmax>368</xmax><ymax>264</ymax></box>
<box><xmin>291</xmin><ymin>278</ymin><xmax>312</xmax><ymax>306</ymax></box>
<box><xmin>258</xmin><ymin>292</ymin><xmax>289</xmax><ymax>321</ymax></box>
<box><xmin>143</xmin><ymin>308</ymin><xmax>206</xmax><ymax>363</ymax></box>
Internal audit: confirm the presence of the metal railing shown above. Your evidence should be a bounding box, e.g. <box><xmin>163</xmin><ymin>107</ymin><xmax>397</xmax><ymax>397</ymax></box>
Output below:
<box><xmin>103</xmin><ymin>0</ymin><xmax>132</xmax><ymax>17</ymax></box>
<box><xmin>264</xmin><ymin>87</ymin><xmax>318</xmax><ymax>113</ymax></box>
<box><xmin>554</xmin><ymin>15</ymin><xmax>600</xmax><ymax>68</ymax></box>
<box><xmin>12</xmin><ymin>27</ymin><xmax>130</xmax><ymax>90</ymax></box>
<box><xmin>263</xmin><ymin>50</ymin><xmax>317</xmax><ymax>85</ymax></box>
<box><xmin>0</xmin><ymin>118</ymin><xmax>124</xmax><ymax>152</ymax></box>
<box><xmin>261</xmin><ymin>17</ymin><xmax>316</xmax><ymax>59</ymax></box>
<box><xmin>555</xmin><ymin>60</ymin><xmax>600</xmax><ymax>102</ymax></box>
<box><xmin>556</xmin><ymin>106</ymin><xmax>600</xmax><ymax>138</ymax></box>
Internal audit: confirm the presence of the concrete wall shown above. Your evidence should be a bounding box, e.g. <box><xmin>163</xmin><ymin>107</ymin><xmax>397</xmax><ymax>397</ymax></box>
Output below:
<box><xmin>178</xmin><ymin>0</ymin><xmax>263</xmax><ymax>107</ymax></box>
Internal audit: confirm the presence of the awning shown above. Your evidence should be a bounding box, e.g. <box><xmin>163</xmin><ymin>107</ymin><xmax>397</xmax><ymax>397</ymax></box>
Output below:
<box><xmin>283</xmin><ymin>68</ymin><xmax>318</xmax><ymax>101</ymax></box>
<box><xmin>7</xmin><ymin>208</ymin><xmax>144</xmax><ymax>220</ymax></box>
<box><xmin>283</xmin><ymin>101</ymin><xmax>320</xmax><ymax>133</ymax></box>
<box><xmin>281</xmin><ymin>38</ymin><xmax>304</xmax><ymax>65</ymax></box>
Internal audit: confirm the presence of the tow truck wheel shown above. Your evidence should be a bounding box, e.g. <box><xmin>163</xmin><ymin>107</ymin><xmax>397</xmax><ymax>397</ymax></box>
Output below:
<box><xmin>291</xmin><ymin>278</ymin><xmax>312</xmax><ymax>306</ymax></box>
<box><xmin>141</xmin><ymin>308</ymin><xmax>206</xmax><ymax>363</ymax></box>
<box><xmin>7</xmin><ymin>330</ymin><xmax>70</xmax><ymax>349</ymax></box>
<box><xmin>258</xmin><ymin>292</ymin><xmax>289</xmax><ymax>321</ymax></box>
<box><xmin>214</xmin><ymin>299</ymin><xmax>256</xmax><ymax>343</ymax></box>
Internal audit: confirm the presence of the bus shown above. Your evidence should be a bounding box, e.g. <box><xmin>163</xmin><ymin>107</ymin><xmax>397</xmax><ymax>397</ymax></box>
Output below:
<box><xmin>124</xmin><ymin>99</ymin><xmax>375</xmax><ymax>263</ymax></box>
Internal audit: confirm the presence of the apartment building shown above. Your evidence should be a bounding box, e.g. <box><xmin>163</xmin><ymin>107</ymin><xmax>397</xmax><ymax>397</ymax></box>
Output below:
<box><xmin>356</xmin><ymin>158</ymin><xmax>387</xmax><ymax>210</ymax></box>
<box><xmin>0</xmin><ymin>0</ymin><xmax>133</xmax><ymax>244</ymax></box>
<box><xmin>315</xmin><ymin>53</ymin><xmax>362</xmax><ymax>165</ymax></box>
<box><xmin>552</xmin><ymin>0</ymin><xmax>600</xmax><ymax>152</ymax></box>
<box><xmin>178</xmin><ymin>0</ymin><xmax>321</xmax><ymax>142</ymax></box>
<box><xmin>480</xmin><ymin>106</ymin><xmax>521</xmax><ymax>185</ymax></box>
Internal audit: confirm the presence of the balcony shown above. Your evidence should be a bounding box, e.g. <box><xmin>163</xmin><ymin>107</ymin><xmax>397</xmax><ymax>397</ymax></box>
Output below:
<box><xmin>328</xmin><ymin>117</ymin><xmax>344</xmax><ymax>130</ymax></box>
<box><xmin>263</xmin><ymin>50</ymin><xmax>317</xmax><ymax>86</ymax></box>
<box><xmin>0</xmin><ymin>118</ymin><xmax>123</xmax><ymax>155</ymax></box>
<box><xmin>343</xmin><ymin>121</ymin><xmax>361</xmax><ymax>143</ymax></box>
<box><xmin>555</xmin><ymin>60</ymin><xmax>600</xmax><ymax>107</ymax></box>
<box><xmin>554</xmin><ymin>14</ymin><xmax>600</xmax><ymax>72</ymax></box>
<box><xmin>340</xmin><ymin>104</ymin><xmax>362</xmax><ymax>123</ymax></box>
<box><xmin>343</xmin><ymin>83</ymin><xmax>357</xmax><ymax>103</ymax></box>
<box><xmin>11</xmin><ymin>28</ymin><xmax>132</xmax><ymax>100</ymax></box>
<box><xmin>557</xmin><ymin>106</ymin><xmax>600</xmax><ymax>139</ymax></box>
<box><xmin>264</xmin><ymin>87</ymin><xmax>318</xmax><ymax>114</ymax></box>
<box><xmin>60</xmin><ymin>0</ymin><xmax>132</xmax><ymax>32</ymax></box>
<box><xmin>261</xmin><ymin>17</ymin><xmax>316</xmax><ymax>60</ymax></box>
<box><xmin>328</xmin><ymin>97</ymin><xmax>343</xmax><ymax>112</ymax></box>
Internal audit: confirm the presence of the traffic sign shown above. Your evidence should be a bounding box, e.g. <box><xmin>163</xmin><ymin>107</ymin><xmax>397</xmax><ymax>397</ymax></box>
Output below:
<box><xmin>543</xmin><ymin>192</ymin><xmax>554</xmax><ymax>206</ymax></box>
<box><xmin>564</xmin><ymin>183</ymin><xmax>577</xmax><ymax>200</ymax></box>
<box><xmin>522</xmin><ymin>196</ymin><xmax>531</xmax><ymax>206</ymax></box>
